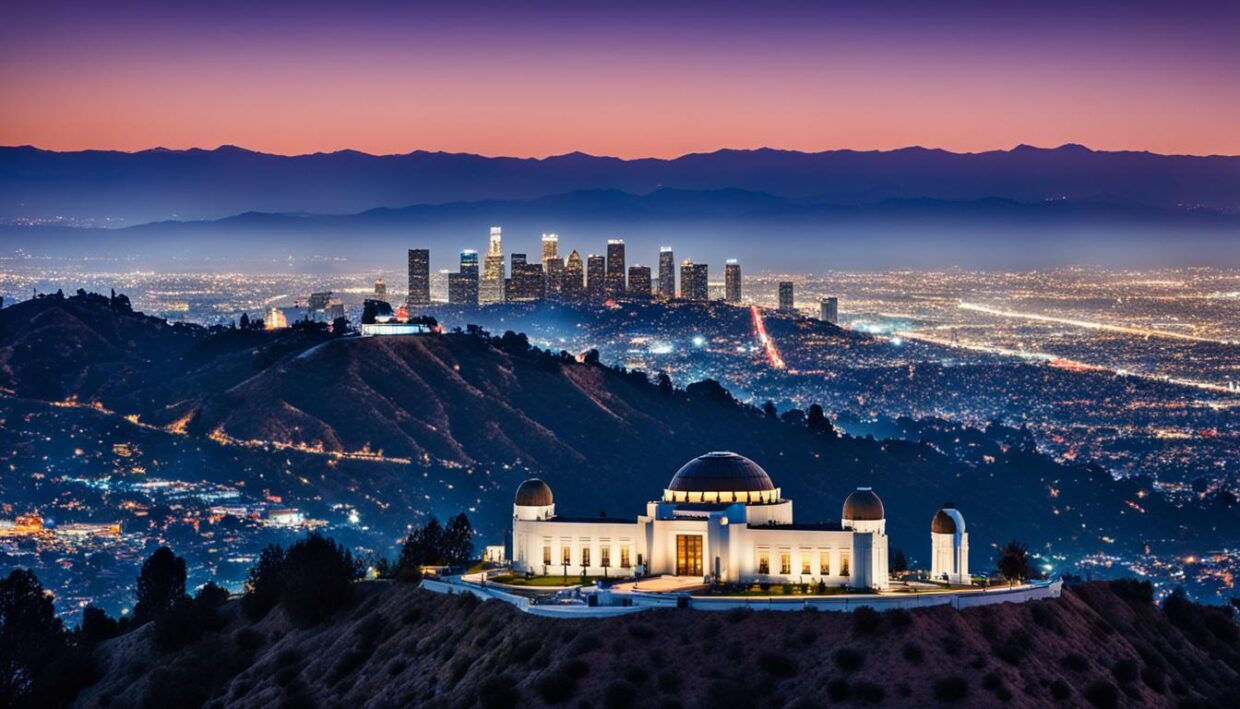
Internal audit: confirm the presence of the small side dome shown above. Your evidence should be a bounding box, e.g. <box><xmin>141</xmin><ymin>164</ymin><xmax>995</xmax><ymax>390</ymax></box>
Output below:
<box><xmin>932</xmin><ymin>504</ymin><xmax>964</xmax><ymax>534</ymax></box>
<box><xmin>515</xmin><ymin>478</ymin><xmax>553</xmax><ymax>507</ymax></box>
<box><xmin>842</xmin><ymin>487</ymin><xmax>884</xmax><ymax>521</ymax></box>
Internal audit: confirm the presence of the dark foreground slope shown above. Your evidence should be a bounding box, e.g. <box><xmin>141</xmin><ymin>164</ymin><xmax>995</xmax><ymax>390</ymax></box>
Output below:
<box><xmin>74</xmin><ymin>581</ymin><xmax>1240</xmax><ymax>709</ymax></box>
<box><xmin>2</xmin><ymin>293</ymin><xmax>1237</xmax><ymax>567</ymax></box>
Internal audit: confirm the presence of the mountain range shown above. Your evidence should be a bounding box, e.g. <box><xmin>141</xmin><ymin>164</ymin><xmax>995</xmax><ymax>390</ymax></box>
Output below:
<box><xmin>4</xmin><ymin>143</ymin><xmax>1239</xmax><ymax>225</ymax></box>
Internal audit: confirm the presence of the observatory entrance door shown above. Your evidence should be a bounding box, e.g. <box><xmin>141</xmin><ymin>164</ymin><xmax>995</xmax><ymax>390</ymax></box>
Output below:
<box><xmin>675</xmin><ymin>535</ymin><xmax>703</xmax><ymax>576</ymax></box>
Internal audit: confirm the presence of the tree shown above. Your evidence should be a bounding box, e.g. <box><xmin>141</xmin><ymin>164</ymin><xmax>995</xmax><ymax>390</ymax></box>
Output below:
<box><xmin>239</xmin><ymin>313</ymin><xmax>251</xmax><ymax>330</ymax></box>
<box><xmin>780</xmin><ymin>409</ymin><xmax>806</xmax><ymax>426</ymax></box>
<box><xmin>807</xmin><ymin>404</ymin><xmax>836</xmax><ymax>437</ymax></box>
<box><xmin>443</xmin><ymin>513</ymin><xmax>475</xmax><ymax>565</ymax></box>
<box><xmin>656</xmin><ymin>371</ymin><xmax>674</xmax><ymax>395</ymax></box>
<box><xmin>279</xmin><ymin>534</ymin><xmax>363</xmax><ymax>626</ymax></box>
<box><xmin>397</xmin><ymin>517</ymin><xmax>445</xmax><ymax>582</ymax></box>
<box><xmin>79</xmin><ymin>605</ymin><xmax>119</xmax><ymax>645</ymax></box>
<box><xmin>0</xmin><ymin>569</ymin><xmax>67</xmax><ymax>706</ymax></box>
<box><xmin>762</xmin><ymin>401</ymin><xmax>778</xmax><ymax>420</ymax></box>
<box><xmin>243</xmin><ymin>544</ymin><xmax>286</xmax><ymax>620</ymax></box>
<box><xmin>331</xmin><ymin>316</ymin><xmax>349</xmax><ymax>336</ymax></box>
<box><xmin>134</xmin><ymin>547</ymin><xmax>187</xmax><ymax>624</ymax></box>
<box><xmin>889</xmin><ymin>549</ymin><xmax>909</xmax><ymax>574</ymax></box>
<box><xmin>996</xmin><ymin>540</ymin><xmax>1030</xmax><ymax>584</ymax></box>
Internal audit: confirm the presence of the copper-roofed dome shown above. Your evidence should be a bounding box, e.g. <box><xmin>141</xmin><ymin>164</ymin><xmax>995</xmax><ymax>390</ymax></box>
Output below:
<box><xmin>932</xmin><ymin>505</ymin><xmax>964</xmax><ymax>534</ymax></box>
<box><xmin>842</xmin><ymin>487</ymin><xmax>885</xmax><ymax>521</ymax></box>
<box><xmin>514</xmin><ymin>478</ymin><xmax>553</xmax><ymax>507</ymax></box>
<box><xmin>667</xmin><ymin>452</ymin><xmax>775</xmax><ymax>493</ymax></box>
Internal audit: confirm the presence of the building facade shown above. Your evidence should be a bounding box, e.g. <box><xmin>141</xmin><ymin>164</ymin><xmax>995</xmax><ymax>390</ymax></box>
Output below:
<box><xmin>724</xmin><ymin>259</ymin><xmax>742</xmax><ymax>303</ymax></box>
<box><xmin>605</xmin><ymin>239</ymin><xmax>626</xmax><ymax>297</ymax></box>
<box><xmin>586</xmin><ymin>254</ymin><xmax>606</xmax><ymax>301</ymax></box>
<box><xmin>448</xmin><ymin>250</ymin><xmax>479</xmax><ymax>306</ymax></box>
<box><xmin>627</xmin><ymin>265</ymin><xmax>652</xmax><ymax>298</ymax></box>
<box><xmin>407</xmin><ymin>249</ymin><xmax>430</xmax><ymax>307</ymax></box>
<box><xmin>480</xmin><ymin>227</ymin><xmax>506</xmax><ymax>305</ymax></box>
<box><xmin>507</xmin><ymin>452</ymin><xmax>955</xmax><ymax>590</ymax></box>
<box><xmin>658</xmin><ymin>247</ymin><xmax>676</xmax><ymax>298</ymax></box>
<box><xmin>563</xmin><ymin>250</ymin><xmax>585</xmax><ymax>300</ymax></box>
<box><xmin>819</xmin><ymin>297</ymin><xmax>839</xmax><ymax>324</ymax></box>
<box><xmin>778</xmin><ymin>281</ymin><xmax>795</xmax><ymax>312</ymax></box>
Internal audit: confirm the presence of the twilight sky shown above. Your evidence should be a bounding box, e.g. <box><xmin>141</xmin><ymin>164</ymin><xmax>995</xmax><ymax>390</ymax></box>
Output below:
<box><xmin>2</xmin><ymin>0</ymin><xmax>1238</xmax><ymax>158</ymax></box>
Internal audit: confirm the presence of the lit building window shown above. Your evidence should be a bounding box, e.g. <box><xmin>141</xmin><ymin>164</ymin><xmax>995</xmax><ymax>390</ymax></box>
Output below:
<box><xmin>801</xmin><ymin>553</ymin><xmax>811</xmax><ymax>575</ymax></box>
<box><xmin>620</xmin><ymin>547</ymin><xmax>631</xmax><ymax>568</ymax></box>
<box><xmin>582</xmin><ymin>547</ymin><xmax>591</xmax><ymax>567</ymax></box>
<box><xmin>840</xmin><ymin>551</ymin><xmax>851</xmax><ymax>576</ymax></box>
<box><xmin>780</xmin><ymin>552</ymin><xmax>791</xmax><ymax>575</ymax></box>
<box><xmin>543</xmin><ymin>546</ymin><xmax>552</xmax><ymax>566</ymax></box>
<box><xmin>820</xmin><ymin>551</ymin><xmax>831</xmax><ymax>576</ymax></box>
<box><xmin>600</xmin><ymin>546</ymin><xmax>611</xmax><ymax>568</ymax></box>
<box><xmin>758</xmin><ymin>551</ymin><xmax>770</xmax><ymax>575</ymax></box>
<box><xmin>562</xmin><ymin>547</ymin><xmax>572</xmax><ymax>566</ymax></box>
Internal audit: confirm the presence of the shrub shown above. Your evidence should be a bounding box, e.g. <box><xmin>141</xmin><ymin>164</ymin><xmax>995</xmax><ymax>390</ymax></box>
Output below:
<box><xmin>902</xmin><ymin>641</ymin><xmax>924</xmax><ymax>663</ymax></box>
<box><xmin>510</xmin><ymin>638</ymin><xmax>541</xmax><ymax>663</ymax></box>
<box><xmin>851</xmin><ymin>606</ymin><xmax>882</xmax><ymax>635</ymax></box>
<box><xmin>195</xmin><ymin>582</ymin><xmax>230</xmax><ymax>609</ymax></box>
<box><xmin>853</xmin><ymin>682</ymin><xmax>885</xmax><ymax>703</ymax></box>
<box><xmin>603</xmin><ymin>680</ymin><xmax>638</xmax><ymax>709</ymax></box>
<box><xmin>1141</xmin><ymin>666</ymin><xmax>1167</xmax><ymax>694</ymax></box>
<box><xmin>627</xmin><ymin>623</ymin><xmax>654</xmax><ymax>640</ymax></box>
<box><xmin>1030</xmin><ymin>602</ymin><xmax>1057</xmax><ymax>630</ymax></box>
<box><xmin>1061</xmin><ymin>652</ymin><xmax>1090</xmax><ymax>672</ymax></box>
<box><xmin>1111</xmin><ymin>658</ymin><xmax>1139</xmax><ymax>684</ymax></box>
<box><xmin>932</xmin><ymin>676</ymin><xmax>969</xmax><ymax>701</ymax></box>
<box><xmin>1083</xmin><ymin>680</ymin><xmax>1119</xmax><ymax>709</ymax></box>
<box><xmin>80</xmin><ymin>605</ymin><xmax>121</xmax><ymax>645</ymax></box>
<box><xmin>535</xmin><ymin>671</ymin><xmax>578</xmax><ymax>703</ymax></box>
<box><xmin>559</xmin><ymin>658</ymin><xmax>590</xmax><ymax>679</ymax></box>
<box><xmin>477</xmin><ymin>676</ymin><xmax>519</xmax><ymax>709</ymax></box>
<box><xmin>153</xmin><ymin>596</ymin><xmax>207</xmax><ymax>653</ymax></box>
<box><xmin>757</xmin><ymin>651</ymin><xmax>797</xmax><ymax>678</ymax></box>
<box><xmin>1050</xmin><ymin>679</ymin><xmax>1072</xmax><ymax>701</ymax></box>
<box><xmin>833</xmin><ymin>647</ymin><xmax>865</xmax><ymax>672</ymax></box>
<box><xmin>995</xmin><ymin>640</ymin><xmax>1026</xmax><ymax>666</ymax></box>
<box><xmin>887</xmin><ymin>608</ymin><xmax>912</xmax><ymax>630</ymax></box>
<box><xmin>826</xmin><ymin>679</ymin><xmax>850</xmax><ymax>702</ymax></box>
<box><xmin>982</xmin><ymin>672</ymin><xmax>1012</xmax><ymax>701</ymax></box>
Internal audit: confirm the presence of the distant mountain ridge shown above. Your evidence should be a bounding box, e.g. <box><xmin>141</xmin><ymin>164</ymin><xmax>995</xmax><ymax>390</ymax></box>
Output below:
<box><xmin>4</xmin><ymin>143</ymin><xmax>1238</xmax><ymax>224</ymax></box>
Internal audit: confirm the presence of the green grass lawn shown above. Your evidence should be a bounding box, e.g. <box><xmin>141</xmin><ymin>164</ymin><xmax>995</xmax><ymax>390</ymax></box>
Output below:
<box><xmin>488</xmin><ymin>575</ymin><xmax>610</xmax><ymax>587</ymax></box>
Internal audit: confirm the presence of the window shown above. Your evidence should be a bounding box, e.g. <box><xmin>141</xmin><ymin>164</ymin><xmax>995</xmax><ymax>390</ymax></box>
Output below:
<box><xmin>581</xmin><ymin>547</ymin><xmax>591</xmax><ymax>567</ymax></box>
<box><xmin>819</xmin><ymin>551</ymin><xmax>831</xmax><ymax>576</ymax></box>
<box><xmin>600</xmin><ymin>546</ymin><xmax>611</xmax><ymax>568</ymax></box>
<box><xmin>780</xmin><ymin>552</ymin><xmax>791</xmax><ymax>575</ymax></box>
<box><xmin>543</xmin><ymin>546</ymin><xmax>552</xmax><ymax>566</ymax></box>
<box><xmin>758</xmin><ymin>551</ymin><xmax>770</xmax><ymax>575</ymax></box>
<box><xmin>801</xmin><ymin>553</ymin><xmax>812</xmax><ymax>575</ymax></box>
<box><xmin>620</xmin><ymin>547</ymin><xmax>631</xmax><ymax>568</ymax></box>
<box><xmin>562</xmin><ymin>547</ymin><xmax>572</xmax><ymax>566</ymax></box>
<box><xmin>840</xmin><ymin>551</ymin><xmax>851</xmax><ymax>577</ymax></box>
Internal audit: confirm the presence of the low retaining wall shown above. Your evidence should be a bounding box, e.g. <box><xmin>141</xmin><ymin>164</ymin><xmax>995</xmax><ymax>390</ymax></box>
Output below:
<box><xmin>420</xmin><ymin>577</ymin><xmax>1062</xmax><ymax>618</ymax></box>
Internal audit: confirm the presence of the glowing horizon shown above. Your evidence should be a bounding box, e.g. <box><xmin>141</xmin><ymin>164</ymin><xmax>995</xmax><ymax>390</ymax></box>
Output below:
<box><xmin>3</xmin><ymin>1</ymin><xmax>1238</xmax><ymax>158</ymax></box>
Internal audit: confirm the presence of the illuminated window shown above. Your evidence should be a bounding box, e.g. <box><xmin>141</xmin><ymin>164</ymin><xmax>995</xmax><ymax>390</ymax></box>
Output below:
<box><xmin>801</xmin><ymin>553</ymin><xmax>811</xmax><ymax>575</ymax></box>
<box><xmin>840</xmin><ymin>551</ymin><xmax>851</xmax><ymax>576</ymax></box>
<box><xmin>543</xmin><ymin>546</ymin><xmax>552</xmax><ymax>566</ymax></box>
<box><xmin>819</xmin><ymin>551</ymin><xmax>831</xmax><ymax>576</ymax></box>
<box><xmin>562</xmin><ymin>547</ymin><xmax>572</xmax><ymax>566</ymax></box>
<box><xmin>780</xmin><ymin>552</ymin><xmax>791</xmax><ymax>575</ymax></box>
<box><xmin>758</xmin><ymin>551</ymin><xmax>770</xmax><ymax>575</ymax></box>
<box><xmin>600</xmin><ymin>546</ymin><xmax>611</xmax><ymax>568</ymax></box>
<box><xmin>581</xmin><ymin>547</ymin><xmax>591</xmax><ymax>567</ymax></box>
<box><xmin>620</xmin><ymin>547</ymin><xmax>631</xmax><ymax>568</ymax></box>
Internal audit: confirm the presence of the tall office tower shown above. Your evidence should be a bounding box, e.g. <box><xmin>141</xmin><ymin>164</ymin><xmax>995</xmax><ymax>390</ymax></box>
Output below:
<box><xmin>627</xmin><ymin>265</ymin><xmax>652</xmax><ymax>297</ymax></box>
<box><xmin>541</xmin><ymin>233</ymin><xmax>559</xmax><ymax>263</ymax></box>
<box><xmin>373</xmin><ymin>278</ymin><xmax>387</xmax><ymax>298</ymax></box>
<box><xmin>724</xmin><ymin>259</ymin><xmax>742</xmax><ymax>303</ymax></box>
<box><xmin>778</xmin><ymin>281</ymin><xmax>795</xmax><ymax>312</ymax></box>
<box><xmin>545</xmin><ymin>256</ymin><xmax>564</xmax><ymax>299</ymax></box>
<box><xmin>448</xmin><ymin>249</ymin><xmax>480</xmax><ymax>305</ymax></box>
<box><xmin>586</xmin><ymin>254</ymin><xmax>606</xmax><ymax>301</ymax></box>
<box><xmin>819</xmin><ymin>297</ymin><xmax>839</xmax><ymax>324</ymax></box>
<box><xmin>508</xmin><ymin>254</ymin><xmax>546</xmax><ymax>302</ymax></box>
<box><xmin>692</xmin><ymin>263</ymin><xmax>710</xmax><ymax>301</ymax></box>
<box><xmin>480</xmin><ymin>226</ymin><xmax>506</xmax><ymax>304</ymax></box>
<box><xmin>605</xmin><ymin>239</ymin><xmax>626</xmax><ymax>296</ymax></box>
<box><xmin>562</xmin><ymin>250</ymin><xmax>584</xmax><ymax>299</ymax></box>
<box><xmin>657</xmin><ymin>247</ymin><xmax>676</xmax><ymax>298</ymax></box>
<box><xmin>308</xmin><ymin>291</ymin><xmax>333</xmax><ymax>310</ymax></box>
<box><xmin>679</xmin><ymin>260</ymin><xmax>696</xmax><ymax>300</ymax></box>
<box><xmin>407</xmin><ymin>249</ymin><xmax>430</xmax><ymax>306</ymax></box>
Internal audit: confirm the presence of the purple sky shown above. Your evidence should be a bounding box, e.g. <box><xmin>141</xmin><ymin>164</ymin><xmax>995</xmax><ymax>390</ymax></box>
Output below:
<box><xmin>2</xmin><ymin>0</ymin><xmax>1238</xmax><ymax>157</ymax></box>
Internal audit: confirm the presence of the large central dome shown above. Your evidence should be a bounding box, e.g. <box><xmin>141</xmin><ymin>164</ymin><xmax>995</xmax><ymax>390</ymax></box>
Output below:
<box><xmin>664</xmin><ymin>452</ymin><xmax>779</xmax><ymax>504</ymax></box>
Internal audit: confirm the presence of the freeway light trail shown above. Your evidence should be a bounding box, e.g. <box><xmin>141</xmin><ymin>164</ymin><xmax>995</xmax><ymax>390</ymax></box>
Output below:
<box><xmin>958</xmin><ymin>302</ymin><xmax>1237</xmax><ymax>345</ymax></box>
<box><xmin>751</xmin><ymin>306</ymin><xmax>786</xmax><ymax>369</ymax></box>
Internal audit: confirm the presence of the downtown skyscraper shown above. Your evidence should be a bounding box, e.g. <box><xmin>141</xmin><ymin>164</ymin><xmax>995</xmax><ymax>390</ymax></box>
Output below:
<box><xmin>448</xmin><ymin>249</ymin><xmax>479</xmax><ymax>305</ymax></box>
<box><xmin>586</xmin><ymin>254</ymin><xmax>606</xmax><ymax>301</ymax></box>
<box><xmin>605</xmin><ymin>239</ymin><xmax>626</xmax><ymax>297</ymax></box>
<box><xmin>778</xmin><ymin>281</ymin><xmax>795</xmax><ymax>312</ymax></box>
<box><xmin>657</xmin><ymin>246</ymin><xmax>675</xmax><ymax>298</ymax></box>
<box><xmin>407</xmin><ymin>248</ymin><xmax>430</xmax><ymax>307</ymax></box>
<box><xmin>542</xmin><ymin>234</ymin><xmax>564</xmax><ymax>300</ymax></box>
<box><xmin>479</xmin><ymin>226</ymin><xmax>506</xmax><ymax>305</ymax></box>
<box><xmin>724</xmin><ymin>259</ymin><xmax>742</xmax><ymax>303</ymax></box>
<box><xmin>563</xmin><ymin>250</ymin><xmax>584</xmax><ymax>300</ymax></box>
<box><xmin>627</xmin><ymin>265</ymin><xmax>652</xmax><ymax>298</ymax></box>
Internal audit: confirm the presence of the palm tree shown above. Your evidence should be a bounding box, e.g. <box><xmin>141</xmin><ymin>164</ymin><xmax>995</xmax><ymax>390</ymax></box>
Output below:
<box><xmin>996</xmin><ymin>540</ymin><xmax>1030</xmax><ymax>586</ymax></box>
